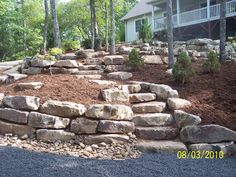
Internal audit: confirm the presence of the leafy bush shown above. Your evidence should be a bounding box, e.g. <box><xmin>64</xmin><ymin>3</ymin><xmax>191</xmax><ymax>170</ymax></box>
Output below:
<box><xmin>202</xmin><ymin>51</ymin><xmax>220</xmax><ymax>74</ymax></box>
<box><xmin>62</xmin><ymin>40</ymin><xmax>80</xmax><ymax>51</ymax></box>
<box><xmin>172</xmin><ymin>52</ymin><xmax>195</xmax><ymax>84</ymax></box>
<box><xmin>81</xmin><ymin>39</ymin><xmax>91</xmax><ymax>49</ymax></box>
<box><xmin>49</xmin><ymin>48</ymin><xmax>63</xmax><ymax>56</ymax></box>
<box><xmin>127</xmin><ymin>49</ymin><xmax>144</xmax><ymax>70</ymax></box>
<box><xmin>138</xmin><ymin>18</ymin><xmax>152</xmax><ymax>43</ymax></box>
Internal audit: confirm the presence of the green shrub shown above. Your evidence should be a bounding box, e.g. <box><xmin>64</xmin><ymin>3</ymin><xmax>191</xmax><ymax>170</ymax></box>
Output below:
<box><xmin>81</xmin><ymin>39</ymin><xmax>91</xmax><ymax>49</ymax></box>
<box><xmin>62</xmin><ymin>40</ymin><xmax>80</xmax><ymax>51</ymax></box>
<box><xmin>172</xmin><ymin>52</ymin><xmax>195</xmax><ymax>84</ymax></box>
<box><xmin>138</xmin><ymin>18</ymin><xmax>152</xmax><ymax>43</ymax></box>
<box><xmin>202</xmin><ymin>51</ymin><xmax>220</xmax><ymax>74</ymax></box>
<box><xmin>127</xmin><ymin>49</ymin><xmax>144</xmax><ymax>70</ymax></box>
<box><xmin>49</xmin><ymin>48</ymin><xmax>63</xmax><ymax>56</ymax></box>
<box><xmin>36</xmin><ymin>54</ymin><xmax>56</xmax><ymax>61</ymax></box>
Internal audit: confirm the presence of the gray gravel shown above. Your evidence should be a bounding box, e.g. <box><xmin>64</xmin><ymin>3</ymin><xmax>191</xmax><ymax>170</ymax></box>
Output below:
<box><xmin>0</xmin><ymin>146</ymin><xmax>235</xmax><ymax>177</ymax></box>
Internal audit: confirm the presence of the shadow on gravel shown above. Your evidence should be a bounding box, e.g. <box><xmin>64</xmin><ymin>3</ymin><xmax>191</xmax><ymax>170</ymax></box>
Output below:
<box><xmin>0</xmin><ymin>146</ymin><xmax>235</xmax><ymax>177</ymax></box>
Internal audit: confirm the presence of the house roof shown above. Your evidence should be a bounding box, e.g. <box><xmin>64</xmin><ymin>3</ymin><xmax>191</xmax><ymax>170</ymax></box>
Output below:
<box><xmin>121</xmin><ymin>0</ymin><xmax>154</xmax><ymax>21</ymax></box>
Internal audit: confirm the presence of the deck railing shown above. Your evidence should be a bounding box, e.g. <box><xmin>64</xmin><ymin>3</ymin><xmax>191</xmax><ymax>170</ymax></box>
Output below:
<box><xmin>154</xmin><ymin>0</ymin><xmax>236</xmax><ymax>31</ymax></box>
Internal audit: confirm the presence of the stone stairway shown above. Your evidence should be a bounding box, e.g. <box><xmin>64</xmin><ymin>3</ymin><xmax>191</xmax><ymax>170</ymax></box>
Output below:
<box><xmin>117</xmin><ymin>83</ymin><xmax>188</xmax><ymax>153</ymax></box>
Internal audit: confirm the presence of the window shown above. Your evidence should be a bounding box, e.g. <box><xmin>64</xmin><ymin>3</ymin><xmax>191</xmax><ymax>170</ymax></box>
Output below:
<box><xmin>135</xmin><ymin>19</ymin><xmax>145</xmax><ymax>32</ymax></box>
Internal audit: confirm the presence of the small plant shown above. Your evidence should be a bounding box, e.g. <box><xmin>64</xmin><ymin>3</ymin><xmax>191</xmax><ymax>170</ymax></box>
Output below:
<box><xmin>62</xmin><ymin>40</ymin><xmax>80</xmax><ymax>51</ymax></box>
<box><xmin>35</xmin><ymin>54</ymin><xmax>56</xmax><ymax>61</ymax></box>
<box><xmin>138</xmin><ymin>18</ymin><xmax>152</xmax><ymax>43</ymax></box>
<box><xmin>127</xmin><ymin>49</ymin><xmax>144</xmax><ymax>70</ymax></box>
<box><xmin>202</xmin><ymin>51</ymin><xmax>220</xmax><ymax>74</ymax></box>
<box><xmin>49</xmin><ymin>48</ymin><xmax>63</xmax><ymax>56</ymax></box>
<box><xmin>172</xmin><ymin>52</ymin><xmax>195</xmax><ymax>84</ymax></box>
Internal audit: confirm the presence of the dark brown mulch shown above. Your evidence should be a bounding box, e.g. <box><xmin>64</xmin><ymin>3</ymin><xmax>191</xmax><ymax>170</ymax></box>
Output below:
<box><xmin>130</xmin><ymin>61</ymin><xmax>236</xmax><ymax>131</ymax></box>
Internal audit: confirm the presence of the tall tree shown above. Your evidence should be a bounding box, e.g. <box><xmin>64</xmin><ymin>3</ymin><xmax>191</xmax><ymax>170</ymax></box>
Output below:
<box><xmin>166</xmin><ymin>0</ymin><xmax>174</xmax><ymax>68</ymax></box>
<box><xmin>42</xmin><ymin>0</ymin><xmax>49</xmax><ymax>54</ymax></box>
<box><xmin>105</xmin><ymin>2</ymin><xmax>109</xmax><ymax>51</ymax></box>
<box><xmin>220</xmin><ymin>0</ymin><xmax>226</xmax><ymax>62</ymax></box>
<box><xmin>50</xmin><ymin>0</ymin><xmax>61</xmax><ymax>48</ymax></box>
<box><xmin>90</xmin><ymin>0</ymin><xmax>95</xmax><ymax>49</ymax></box>
<box><xmin>110</xmin><ymin>0</ymin><xmax>115</xmax><ymax>54</ymax></box>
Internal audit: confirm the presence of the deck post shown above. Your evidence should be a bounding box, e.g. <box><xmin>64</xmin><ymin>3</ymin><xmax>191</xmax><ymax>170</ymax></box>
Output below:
<box><xmin>207</xmin><ymin>0</ymin><xmax>210</xmax><ymax>18</ymax></box>
<box><xmin>176</xmin><ymin>0</ymin><xmax>180</xmax><ymax>25</ymax></box>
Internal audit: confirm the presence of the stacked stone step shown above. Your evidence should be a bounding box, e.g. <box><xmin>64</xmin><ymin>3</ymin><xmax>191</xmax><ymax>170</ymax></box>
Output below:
<box><xmin>126</xmin><ymin>81</ymin><xmax>188</xmax><ymax>153</ymax></box>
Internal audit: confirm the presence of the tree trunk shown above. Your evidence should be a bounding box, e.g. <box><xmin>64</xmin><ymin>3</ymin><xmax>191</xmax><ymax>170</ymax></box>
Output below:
<box><xmin>110</xmin><ymin>0</ymin><xmax>116</xmax><ymax>55</ymax></box>
<box><xmin>166</xmin><ymin>0</ymin><xmax>174</xmax><ymax>68</ymax></box>
<box><xmin>90</xmin><ymin>0</ymin><xmax>95</xmax><ymax>50</ymax></box>
<box><xmin>220</xmin><ymin>0</ymin><xmax>226</xmax><ymax>62</ymax></box>
<box><xmin>105</xmin><ymin>2</ymin><xmax>109</xmax><ymax>52</ymax></box>
<box><xmin>50</xmin><ymin>0</ymin><xmax>61</xmax><ymax>48</ymax></box>
<box><xmin>42</xmin><ymin>0</ymin><xmax>49</xmax><ymax>54</ymax></box>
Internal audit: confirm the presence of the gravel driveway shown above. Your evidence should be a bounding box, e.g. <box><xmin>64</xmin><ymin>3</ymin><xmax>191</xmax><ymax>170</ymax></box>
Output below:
<box><xmin>0</xmin><ymin>146</ymin><xmax>235</xmax><ymax>177</ymax></box>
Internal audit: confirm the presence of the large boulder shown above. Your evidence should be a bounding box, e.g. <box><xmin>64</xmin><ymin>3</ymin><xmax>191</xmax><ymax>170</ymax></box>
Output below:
<box><xmin>21</xmin><ymin>67</ymin><xmax>42</xmax><ymax>75</ymax></box>
<box><xmin>118</xmin><ymin>84</ymin><xmax>141</xmax><ymax>93</ymax></box>
<box><xmin>36</xmin><ymin>129</ymin><xmax>75</xmax><ymax>142</ymax></box>
<box><xmin>70</xmin><ymin>118</ymin><xmax>99</xmax><ymax>134</ymax></box>
<box><xmin>143</xmin><ymin>55</ymin><xmax>163</xmax><ymax>64</ymax></box>
<box><xmin>17</xmin><ymin>82</ymin><xmax>43</xmax><ymax>90</ymax></box>
<box><xmin>52</xmin><ymin>60</ymin><xmax>78</xmax><ymax>68</ymax></box>
<box><xmin>75</xmin><ymin>49</ymin><xmax>94</xmax><ymax>59</ymax></box>
<box><xmin>3</xmin><ymin>96</ymin><xmax>40</xmax><ymax>111</ymax></box>
<box><xmin>84</xmin><ymin>134</ymin><xmax>130</xmax><ymax>145</ymax></box>
<box><xmin>188</xmin><ymin>142</ymin><xmax>236</xmax><ymax>156</ymax></box>
<box><xmin>137</xmin><ymin>140</ymin><xmax>187</xmax><ymax>153</ymax></box>
<box><xmin>107</xmin><ymin>72</ymin><xmax>133</xmax><ymax>80</ymax></box>
<box><xmin>47</xmin><ymin>67</ymin><xmax>79</xmax><ymax>74</ymax></box>
<box><xmin>84</xmin><ymin>58</ymin><xmax>104</xmax><ymax>65</ymax></box>
<box><xmin>5</xmin><ymin>74</ymin><xmax>27</xmax><ymax>84</ymax></box>
<box><xmin>167</xmin><ymin>98</ymin><xmax>191</xmax><ymax>110</ymax></box>
<box><xmin>101</xmin><ymin>88</ymin><xmax>129</xmax><ymax>102</ymax></box>
<box><xmin>174</xmin><ymin>110</ymin><xmax>201</xmax><ymax>128</ymax></box>
<box><xmin>0</xmin><ymin>108</ymin><xmax>29</xmax><ymax>124</ymax></box>
<box><xmin>30</xmin><ymin>56</ymin><xmax>55</xmax><ymax>67</ymax></box>
<box><xmin>150</xmin><ymin>84</ymin><xmax>179</xmax><ymax>100</ymax></box>
<box><xmin>28</xmin><ymin>112</ymin><xmax>70</xmax><ymax>129</ymax></box>
<box><xmin>118</xmin><ymin>46</ymin><xmax>133</xmax><ymax>54</ymax></box>
<box><xmin>104</xmin><ymin>55</ymin><xmax>125</xmax><ymax>65</ymax></box>
<box><xmin>135</xmin><ymin>127</ymin><xmax>179</xmax><ymax>140</ymax></box>
<box><xmin>85</xmin><ymin>104</ymin><xmax>133</xmax><ymax>120</ymax></box>
<box><xmin>180</xmin><ymin>125</ymin><xmax>236</xmax><ymax>143</ymax></box>
<box><xmin>40</xmin><ymin>100</ymin><xmax>86</xmax><ymax>118</ymax></box>
<box><xmin>0</xmin><ymin>120</ymin><xmax>34</xmax><ymax>137</ymax></box>
<box><xmin>97</xmin><ymin>120</ymin><xmax>135</xmax><ymax>134</ymax></box>
<box><xmin>132</xmin><ymin>113</ymin><xmax>174</xmax><ymax>127</ymax></box>
<box><xmin>105</xmin><ymin>65</ymin><xmax>132</xmax><ymax>73</ymax></box>
<box><xmin>132</xmin><ymin>101</ymin><xmax>166</xmax><ymax>113</ymax></box>
<box><xmin>129</xmin><ymin>93</ymin><xmax>156</xmax><ymax>103</ymax></box>
<box><xmin>89</xmin><ymin>80</ymin><xmax>116</xmax><ymax>85</ymax></box>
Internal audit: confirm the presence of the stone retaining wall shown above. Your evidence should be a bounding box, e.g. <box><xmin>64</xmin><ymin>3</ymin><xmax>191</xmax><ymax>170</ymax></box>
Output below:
<box><xmin>0</xmin><ymin>94</ymin><xmax>135</xmax><ymax>145</ymax></box>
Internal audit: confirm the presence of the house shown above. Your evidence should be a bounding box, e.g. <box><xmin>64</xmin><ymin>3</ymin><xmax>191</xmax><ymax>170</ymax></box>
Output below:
<box><xmin>122</xmin><ymin>0</ymin><xmax>236</xmax><ymax>42</ymax></box>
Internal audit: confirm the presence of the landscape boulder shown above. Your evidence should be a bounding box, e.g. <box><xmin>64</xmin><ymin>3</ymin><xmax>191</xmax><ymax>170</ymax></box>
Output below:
<box><xmin>174</xmin><ymin>110</ymin><xmax>201</xmax><ymax>128</ymax></box>
<box><xmin>21</xmin><ymin>67</ymin><xmax>43</xmax><ymax>75</ymax></box>
<box><xmin>85</xmin><ymin>104</ymin><xmax>133</xmax><ymax>120</ymax></box>
<box><xmin>180</xmin><ymin>124</ymin><xmax>236</xmax><ymax>143</ymax></box>
<box><xmin>40</xmin><ymin>100</ymin><xmax>86</xmax><ymax>118</ymax></box>
<box><xmin>17</xmin><ymin>82</ymin><xmax>43</xmax><ymax>90</ymax></box>
<box><xmin>0</xmin><ymin>76</ymin><xmax>7</xmax><ymax>84</ymax></box>
<box><xmin>107</xmin><ymin>72</ymin><xmax>133</xmax><ymax>80</ymax></box>
<box><xmin>5</xmin><ymin>74</ymin><xmax>27</xmax><ymax>84</ymax></box>
<box><xmin>104</xmin><ymin>55</ymin><xmax>125</xmax><ymax>65</ymax></box>
<box><xmin>167</xmin><ymin>98</ymin><xmax>191</xmax><ymax>110</ymax></box>
<box><xmin>118</xmin><ymin>84</ymin><xmax>141</xmax><ymax>93</ymax></box>
<box><xmin>30</xmin><ymin>56</ymin><xmax>55</xmax><ymax>67</ymax></box>
<box><xmin>28</xmin><ymin>112</ymin><xmax>70</xmax><ymax>129</ymax></box>
<box><xmin>132</xmin><ymin>102</ymin><xmax>166</xmax><ymax>113</ymax></box>
<box><xmin>0</xmin><ymin>108</ymin><xmax>29</xmax><ymax>124</ymax></box>
<box><xmin>36</xmin><ymin>129</ymin><xmax>75</xmax><ymax>142</ymax></box>
<box><xmin>105</xmin><ymin>65</ymin><xmax>132</xmax><ymax>73</ymax></box>
<box><xmin>0</xmin><ymin>93</ymin><xmax>4</xmax><ymax>107</ymax></box>
<box><xmin>143</xmin><ymin>55</ymin><xmax>163</xmax><ymax>64</ymax></box>
<box><xmin>52</xmin><ymin>60</ymin><xmax>78</xmax><ymax>68</ymax></box>
<box><xmin>70</xmin><ymin>118</ymin><xmax>99</xmax><ymax>134</ymax></box>
<box><xmin>3</xmin><ymin>95</ymin><xmax>40</xmax><ymax>111</ymax></box>
<box><xmin>97</xmin><ymin>120</ymin><xmax>135</xmax><ymax>134</ymax></box>
<box><xmin>129</xmin><ymin>93</ymin><xmax>156</xmax><ymax>103</ymax></box>
<box><xmin>101</xmin><ymin>88</ymin><xmax>129</xmax><ymax>102</ymax></box>
<box><xmin>150</xmin><ymin>84</ymin><xmax>179</xmax><ymax>100</ymax></box>
<box><xmin>84</xmin><ymin>134</ymin><xmax>130</xmax><ymax>145</ymax></box>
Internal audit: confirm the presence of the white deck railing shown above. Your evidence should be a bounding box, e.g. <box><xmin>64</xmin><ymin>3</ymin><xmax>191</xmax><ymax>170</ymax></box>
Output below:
<box><xmin>154</xmin><ymin>0</ymin><xmax>236</xmax><ymax>31</ymax></box>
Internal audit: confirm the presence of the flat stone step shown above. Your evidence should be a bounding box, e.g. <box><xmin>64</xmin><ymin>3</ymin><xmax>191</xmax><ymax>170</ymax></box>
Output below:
<box><xmin>132</xmin><ymin>101</ymin><xmax>166</xmax><ymax>113</ymax></box>
<box><xmin>136</xmin><ymin>140</ymin><xmax>187</xmax><ymax>153</ymax></box>
<box><xmin>129</xmin><ymin>93</ymin><xmax>156</xmax><ymax>103</ymax></box>
<box><xmin>132</xmin><ymin>113</ymin><xmax>174</xmax><ymax>127</ymax></box>
<box><xmin>135</xmin><ymin>126</ymin><xmax>179</xmax><ymax>140</ymax></box>
<box><xmin>73</xmin><ymin>70</ymin><xmax>104</xmax><ymax>75</ymax></box>
<box><xmin>76</xmin><ymin>75</ymin><xmax>102</xmax><ymax>79</ymax></box>
<box><xmin>78</xmin><ymin>65</ymin><xmax>104</xmax><ymax>70</ymax></box>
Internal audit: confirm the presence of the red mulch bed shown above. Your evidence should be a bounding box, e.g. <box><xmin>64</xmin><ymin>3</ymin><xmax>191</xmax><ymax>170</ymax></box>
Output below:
<box><xmin>0</xmin><ymin>75</ymin><xmax>109</xmax><ymax>105</ymax></box>
<box><xmin>0</xmin><ymin>61</ymin><xmax>235</xmax><ymax>131</ymax></box>
<box><xmin>131</xmin><ymin>61</ymin><xmax>236</xmax><ymax>131</ymax></box>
